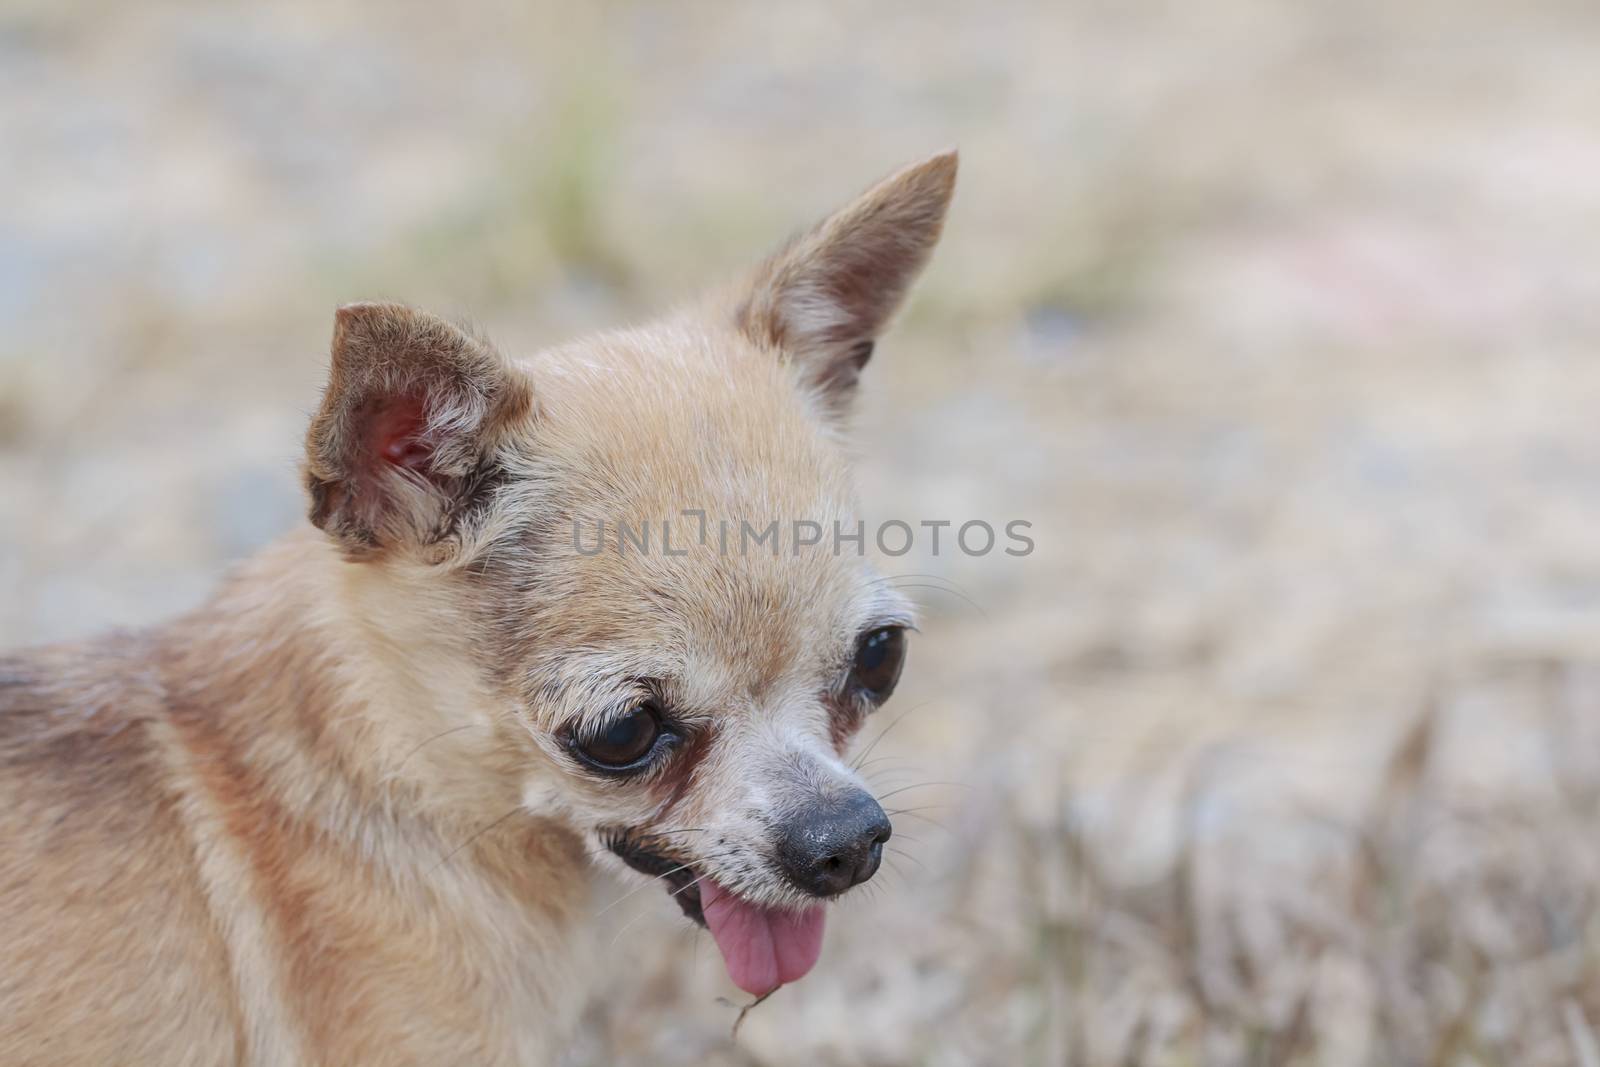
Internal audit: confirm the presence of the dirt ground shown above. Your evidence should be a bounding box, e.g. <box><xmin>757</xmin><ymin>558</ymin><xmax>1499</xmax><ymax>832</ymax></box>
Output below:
<box><xmin>6</xmin><ymin>1</ymin><xmax>1600</xmax><ymax>1063</ymax></box>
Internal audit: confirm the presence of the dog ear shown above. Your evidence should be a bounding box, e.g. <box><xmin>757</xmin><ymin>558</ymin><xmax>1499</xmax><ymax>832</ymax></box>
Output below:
<box><xmin>303</xmin><ymin>302</ymin><xmax>534</xmax><ymax>558</ymax></box>
<box><xmin>737</xmin><ymin>150</ymin><xmax>957</xmax><ymax>415</ymax></box>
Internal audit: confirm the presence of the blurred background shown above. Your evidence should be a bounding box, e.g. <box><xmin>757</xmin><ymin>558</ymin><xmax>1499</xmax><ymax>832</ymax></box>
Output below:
<box><xmin>6</xmin><ymin>1</ymin><xmax>1600</xmax><ymax>1063</ymax></box>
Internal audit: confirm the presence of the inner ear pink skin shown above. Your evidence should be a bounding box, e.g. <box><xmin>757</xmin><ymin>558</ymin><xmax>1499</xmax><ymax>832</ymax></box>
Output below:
<box><xmin>368</xmin><ymin>394</ymin><xmax>432</xmax><ymax>471</ymax></box>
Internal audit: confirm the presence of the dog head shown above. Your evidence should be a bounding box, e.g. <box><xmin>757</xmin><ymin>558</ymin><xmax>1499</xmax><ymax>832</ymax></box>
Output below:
<box><xmin>302</xmin><ymin>152</ymin><xmax>956</xmax><ymax>995</ymax></box>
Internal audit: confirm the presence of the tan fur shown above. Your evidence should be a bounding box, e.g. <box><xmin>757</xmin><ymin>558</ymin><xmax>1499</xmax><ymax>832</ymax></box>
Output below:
<box><xmin>0</xmin><ymin>152</ymin><xmax>956</xmax><ymax>1065</ymax></box>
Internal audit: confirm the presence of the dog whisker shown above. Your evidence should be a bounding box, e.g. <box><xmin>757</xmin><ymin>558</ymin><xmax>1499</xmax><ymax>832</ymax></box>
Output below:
<box><xmin>884</xmin><ymin>803</ymin><xmax>953</xmax><ymax>819</ymax></box>
<box><xmin>875</xmin><ymin>780</ymin><xmax>969</xmax><ymax>802</ymax></box>
<box><xmin>606</xmin><ymin>905</ymin><xmax>659</xmax><ymax>952</ymax></box>
<box><xmin>427</xmin><ymin>806</ymin><xmax>524</xmax><ymax>876</ymax></box>
<box><xmin>863</xmin><ymin>771</ymin><xmax>942</xmax><ymax>794</ymax></box>
<box><xmin>853</xmin><ymin>755</ymin><xmax>915</xmax><ymax>775</ymax></box>
<box><xmin>606</xmin><ymin>878</ymin><xmax>703</xmax><ymax>952</ymax></box>
<box><xmin>882</xmin><ymin>844</ymin><xmax>927</xmax><ymax>872</ymax></box>
<box><xmin>380</xmin><ymin>723</ymin><xmax>487</xmax><ymax>784</ymax></box>
<box><xmin>665</xmin><ymin>877</ymin><xmax>703</xmax><ymax>902</ymax></box>
<box><xmin>583</xmin><ymin>828</ymin><xmax>705</xmax><ymax>867</ymax></box>
<box><xmin>869</xmin><ymin>570</ymin><xmax>979</xmax><ymax>599</ymax></box>
<box><xmin>593</xmin><ymin>861</ymin><xmax>698</xmax><ymax>919</ymax></box>
<box><xmin>850</xmin><ymin>701</ymin><xmax>932</xmax><ymax>772</ymax></box>
<box><xmin>877</xmin><ymin>581</ymin><xmax>989</xmax><ymax>619</ymax></box>
<box><xmin>882</xmin><ymin>811</ymin><xmax>953</xmax><ymax>836</ymax></box>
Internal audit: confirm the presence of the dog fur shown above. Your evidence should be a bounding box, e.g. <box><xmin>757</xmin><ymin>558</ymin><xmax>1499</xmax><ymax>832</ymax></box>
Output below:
<box><xmin>0</xmin><ymin>151</ymin><xmax>956</xmax><ymax>1066</ymax></box>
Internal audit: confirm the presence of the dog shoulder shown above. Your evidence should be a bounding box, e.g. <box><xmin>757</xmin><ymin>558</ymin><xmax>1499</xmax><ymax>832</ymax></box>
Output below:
<box><xmin>0</xmin><ymin>640</ymin><xmax>243</xmax><ymax>1064</ymax></box>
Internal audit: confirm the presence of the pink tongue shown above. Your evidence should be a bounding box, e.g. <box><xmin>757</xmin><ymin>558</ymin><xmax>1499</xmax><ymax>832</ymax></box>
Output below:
<box><xmin>697</xmin><ymin>877</ymin><xmax>826</xmax><ymax>996</ymax></box>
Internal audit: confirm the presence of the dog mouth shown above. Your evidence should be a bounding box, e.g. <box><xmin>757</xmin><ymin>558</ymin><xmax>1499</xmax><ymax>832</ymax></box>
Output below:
<box><xmin>602</xmin><ymin>830</ymin><xmax>827</xmax><ymax>996</ymax></box>
<box><xmin>604</xmin><ymin>832</ymin><xmax>706</xmax><ymax>926</ymax></box>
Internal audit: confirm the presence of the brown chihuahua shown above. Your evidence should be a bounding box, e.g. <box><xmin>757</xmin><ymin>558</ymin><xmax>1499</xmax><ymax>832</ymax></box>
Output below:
<box><xmin>0</xmin><ymin>151</ymin><xmax>956</xmax><ymax>1065</ymax></box>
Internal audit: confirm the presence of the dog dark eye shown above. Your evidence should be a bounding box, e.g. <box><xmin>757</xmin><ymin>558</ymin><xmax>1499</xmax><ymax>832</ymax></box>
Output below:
<box><xmin>574</xmin><ymin>704</ymin><xmax>663</xmax><ymax>772</ymax></box>
<box><xmin>851</xmin><ymin>627</ymin><xmax>906</xmax><ymax>702</ymax></box>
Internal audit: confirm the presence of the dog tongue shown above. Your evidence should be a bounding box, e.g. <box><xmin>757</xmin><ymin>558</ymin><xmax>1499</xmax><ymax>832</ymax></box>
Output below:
<box><xmin>697</xmin><ymin>877</ymin><xmax>826</xmax><ymax>996</ymax></box>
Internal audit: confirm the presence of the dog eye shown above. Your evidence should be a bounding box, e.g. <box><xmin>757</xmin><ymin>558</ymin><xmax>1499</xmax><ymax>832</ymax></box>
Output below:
<box><xmin>851</xmin><ymin>627</ymin><xmax>906</xmax><ymax>703</ymax></box>
<box><xmin>573</xmin><ymin>704</ymin><xmax>664</xmax><ymax>772</ymax></box>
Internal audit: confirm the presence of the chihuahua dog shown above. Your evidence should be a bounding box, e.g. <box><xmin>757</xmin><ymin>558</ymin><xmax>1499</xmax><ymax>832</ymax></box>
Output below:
<box><xmin>0</xmin><ymin>152</ymin><xmax>955</xmax><ymax>1065</ymax></box>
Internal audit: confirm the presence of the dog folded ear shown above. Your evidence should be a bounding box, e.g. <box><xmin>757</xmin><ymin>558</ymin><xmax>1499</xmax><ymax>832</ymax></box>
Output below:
<box><xmin>303</xmin><ymin>302</ymin><xmax>534</xmax><ymax>557</ymax></box>
<box><xmin>737</xmin><ymin>150</ymin><xmax>957</xmax><ymax>415</ymax></box>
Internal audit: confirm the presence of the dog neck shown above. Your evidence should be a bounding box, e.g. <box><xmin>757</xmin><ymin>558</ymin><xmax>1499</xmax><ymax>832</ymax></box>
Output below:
<box><xmin>158</xmin><ymin>527</ymin><xmax>539</xmax><ymax>850</ymax></box>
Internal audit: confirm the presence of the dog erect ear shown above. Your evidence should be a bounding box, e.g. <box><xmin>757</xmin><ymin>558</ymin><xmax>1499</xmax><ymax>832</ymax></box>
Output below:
<box><xmin>737</xmin><ymin>150</ymin><xmax>957</xmax><ymax>413</ymax></box>
<box><xmin>304</xmin><ymin>302</ymin><xmax>533</xmax><ymax>557</ymax></box>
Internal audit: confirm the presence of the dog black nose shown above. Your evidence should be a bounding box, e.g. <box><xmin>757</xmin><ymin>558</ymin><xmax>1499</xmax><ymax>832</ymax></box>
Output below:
<box><xmin>776</xmin><ymin>789</ymin><xmax>892</xmax><ymax>898</ymax></box>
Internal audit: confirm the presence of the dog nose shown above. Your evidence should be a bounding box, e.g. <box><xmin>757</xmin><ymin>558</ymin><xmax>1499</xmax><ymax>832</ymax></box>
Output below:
<box><xmin>776</xmin><ymin>789</ymin><xmax>892</xmax><ymax>898</ymax></box>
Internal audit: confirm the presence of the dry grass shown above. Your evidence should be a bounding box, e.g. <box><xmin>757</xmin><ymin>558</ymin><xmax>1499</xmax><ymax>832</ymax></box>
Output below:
<box><xmin>995</xmin><ymin>705</ymin><xmax>1600</xmax><ymax>1067</ymax></box>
